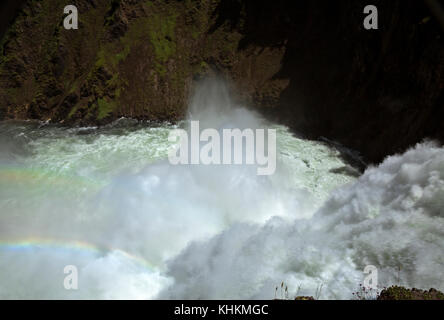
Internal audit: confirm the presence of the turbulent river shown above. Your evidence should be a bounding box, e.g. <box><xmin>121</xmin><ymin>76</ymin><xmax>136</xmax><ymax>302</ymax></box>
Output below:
<box><xmin>0</xmin><ymin>80</ymin><xmax>443</xmax><ymax>299</ymax></box>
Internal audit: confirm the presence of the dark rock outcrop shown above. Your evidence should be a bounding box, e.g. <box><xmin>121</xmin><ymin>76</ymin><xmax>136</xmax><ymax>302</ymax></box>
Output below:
<box><xmin>377</xmin><ymin>286</ymin><xmax>444</xmax><ymax>300</ymax></box>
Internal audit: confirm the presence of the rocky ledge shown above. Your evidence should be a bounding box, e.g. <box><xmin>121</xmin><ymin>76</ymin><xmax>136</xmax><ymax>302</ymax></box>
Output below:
<box><xmin>292</xmin><ymin>286</ymin><xmax>444</xmax><ymax>300</ymax></box>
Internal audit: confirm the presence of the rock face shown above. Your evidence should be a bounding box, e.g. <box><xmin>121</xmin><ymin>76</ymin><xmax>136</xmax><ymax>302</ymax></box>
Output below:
<box><xmin>0</xmin><ymin>0</ymin><xmax>443</xmax><ymax>164</ymax></box>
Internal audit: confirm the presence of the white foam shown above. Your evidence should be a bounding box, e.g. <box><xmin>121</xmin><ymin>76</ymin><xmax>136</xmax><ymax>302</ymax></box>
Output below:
<box><xmin>160</xmin><ymin>142</ymin><xmax>444</xmax><ymax>299</ymax></box>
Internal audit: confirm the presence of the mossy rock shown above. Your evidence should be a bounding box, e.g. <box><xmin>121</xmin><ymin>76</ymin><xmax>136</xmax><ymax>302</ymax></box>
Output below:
<box><xmin>294</xmin><ymin>296</ymin><xmax>315</xmax><ymax>301</ymax></box>
<box><xmin>377</xmin><ymin>286</ymin><xmax>444</xmax><ymax>300</ymax></box>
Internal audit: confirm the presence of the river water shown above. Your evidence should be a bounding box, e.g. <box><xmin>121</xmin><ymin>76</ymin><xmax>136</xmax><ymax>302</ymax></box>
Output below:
<box><xmin>0</xmin><ymin>80</ymin><xmax>443</xmax><ymax>299</ymax></box>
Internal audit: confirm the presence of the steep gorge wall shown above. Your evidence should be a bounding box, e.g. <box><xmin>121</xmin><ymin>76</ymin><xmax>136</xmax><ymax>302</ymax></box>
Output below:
<box><xmin>0</xmin><ymin>0</ymin><xmax>443</xmax><ymax>164</ymax></box>
<box><xmin>264</xmin><ymin>0</ymin><xmax>444</xmax><ymax>164</ymax></box>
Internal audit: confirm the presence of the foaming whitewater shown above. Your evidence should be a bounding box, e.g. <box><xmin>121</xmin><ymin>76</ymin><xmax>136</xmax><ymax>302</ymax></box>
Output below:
<box><xmin>1</xmin><ymin>79</ymin><xmax>443</xmax><ymax>299</ymax></box>
<box><xmin>160</xmin><ymin>141</ymin><xmax>444</xmax><ymax>299</ymax></box>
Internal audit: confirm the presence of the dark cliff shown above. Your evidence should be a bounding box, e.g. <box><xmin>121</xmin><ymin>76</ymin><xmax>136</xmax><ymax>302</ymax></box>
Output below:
<box><xmin>0</xmin><ymin>0</ymin><xmax>443</xmax><ymax>164</ymax></box>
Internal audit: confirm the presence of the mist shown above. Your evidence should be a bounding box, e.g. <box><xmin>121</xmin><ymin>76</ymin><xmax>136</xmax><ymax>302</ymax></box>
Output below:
<box><xmin>2</xmin><ymin>78</ymin><xmax>440</xmax><ymax>300</ymax></box>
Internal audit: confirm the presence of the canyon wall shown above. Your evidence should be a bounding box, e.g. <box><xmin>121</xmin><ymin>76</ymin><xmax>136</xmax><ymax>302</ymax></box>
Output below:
<box><xmin>0</xmin><ymin>0</ymin><xmax>443</xmax><ymax>163</ymax></box>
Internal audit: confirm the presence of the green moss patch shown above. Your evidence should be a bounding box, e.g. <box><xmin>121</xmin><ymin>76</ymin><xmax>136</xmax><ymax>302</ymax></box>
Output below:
<box><xmin>97</xmin><ymin>97</ymin><xmax>117</xmax><ymax>120</ymax></box>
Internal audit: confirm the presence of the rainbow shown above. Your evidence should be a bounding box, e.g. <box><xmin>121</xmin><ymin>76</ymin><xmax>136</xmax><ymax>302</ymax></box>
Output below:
<box><xmin>0</xmin><ymin>166</ymin><xmax>102</xmax><ymax>188</ymax></box>
<box><xmin>0</xmin><ymin>237</ymin><xmax>157</xmax><ymax>273</ymax></box>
